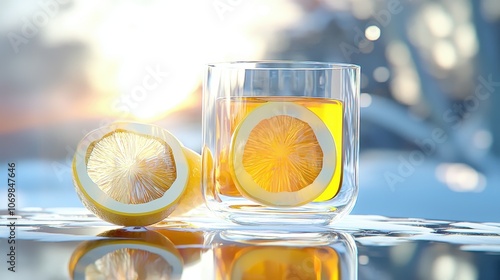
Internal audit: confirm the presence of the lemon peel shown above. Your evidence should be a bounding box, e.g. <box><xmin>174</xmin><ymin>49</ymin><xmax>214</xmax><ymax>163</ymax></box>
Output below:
<box><xmin>72</xmin><ymin>122</ymin><xmax>201</xmax><ymax>226</ymax></box>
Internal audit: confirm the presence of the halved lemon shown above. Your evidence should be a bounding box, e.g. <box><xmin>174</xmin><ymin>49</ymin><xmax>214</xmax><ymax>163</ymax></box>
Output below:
<box><xmin>229</xmin><ymin>102</ymin><xmax>336</xmax><ymax>207</ymax></box>
<box><xmin>68</xmin><ymin>228</ymin><xmax>183</xmax><ymax>279</ymax></box>
<box><xmin>171</xmin><ymin>147</ymin><xmax>203</xmax><ymax>216</ymax></box>
<box><xmin>230</xmin><ymin>246</ymin><xmax>339</xmax><ymax>280</ymax></box>
<box><xmin>217</xmin><ymin>146</ymin><xmax>240</xmax><ymax>196</ymax></box>
<box><xmin>216</xmin><ymin>97</ymin><xmax>255</xmax><ymax>197</ymax></box>
<box><xmin>72</xmin><ymin>122</ymin><xmax>202</xmax><ymax>226</ymax></box>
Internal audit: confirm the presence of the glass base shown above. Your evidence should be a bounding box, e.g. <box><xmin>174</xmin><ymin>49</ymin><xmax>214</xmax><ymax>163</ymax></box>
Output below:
<box><xmin>226</xmin><ymin>212</ymin><xmax>333</xmax><ymax>227</ymax></box>
<box><xmin>218</xmin><ymin>230</ymin><xmax>342</xmax><ymax>245</ymax></box>
<box><xmin>205</xmin><ymin>194</ymin><xmax>357</xmax><ymax>227</ymax></box>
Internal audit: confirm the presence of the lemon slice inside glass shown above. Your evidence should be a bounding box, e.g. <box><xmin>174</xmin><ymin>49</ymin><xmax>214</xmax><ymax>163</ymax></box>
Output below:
<box><xmin>72</xmin><ymin>122</ymin><xmax>201</xmax><ymax>226</ymax></box>
<box><xmin>229</xmin><ymin>102</ymin><xmax>336</xmax><ymax>207</ymax></box>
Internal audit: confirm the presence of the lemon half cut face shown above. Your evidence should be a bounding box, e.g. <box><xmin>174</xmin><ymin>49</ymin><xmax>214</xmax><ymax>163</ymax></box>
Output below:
<box><xmin>72</xmin><ymin>122</ymin><xmax>199</xmax><ymax>226</ymax></box>
<box><xmin>229</xmin><ymin>102</ymin><xmax>336</xmax><ymax>207</ymax></box>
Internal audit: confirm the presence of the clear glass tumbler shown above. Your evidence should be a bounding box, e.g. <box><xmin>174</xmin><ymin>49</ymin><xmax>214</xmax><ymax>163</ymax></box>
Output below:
<box><xmin>202</xmin><ymin>61</ymin><xmax>360</xmax><ymax>226</ymax></box>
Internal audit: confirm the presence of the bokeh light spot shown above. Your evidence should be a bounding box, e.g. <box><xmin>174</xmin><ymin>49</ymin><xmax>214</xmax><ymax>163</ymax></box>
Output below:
<box><xmin>454</xmin><ymin>23</ymin><xmax>478</xmax><ymax>58</ymax></box>
<box><xmin>373</xmin><ymin>66</ymin><xmax>390</xmax><ymax>83</ymax></box>
<box><xmin>424</xmin><ymin>4</ymin><xmax>453</xmax><ymax>38</ymax></box>
<box><xmin>365</xmin><ymin>25</ymin><xmax>381</xmax><ymax>41</ymax></box>
<box><xmin>359</xmin><ymin>255</ymin><xmax>369</xmax><ymax>265</ymax></box>
<box><xmin>432</xmin><ymin>40</ymin><xmax>457</xmax><ymax>69</ymax></box>
<box><xmin>472</xmin><ymin>130</ymin><xmax>493</xmax><ymax>150</ymax></box>
<box><xmin>360</xmin><ymin>93</ymin><xmax>372</xmax><ymax>108</ymax></box>
<box><xmin>435</xmin><ymin>163</ymin><xmax>486</xmax><ymax>193</ymax></box>
<box><xmin>386</xmin><ymin>41</ymin><xmax>411</xmax><ymax>66</ymax></box>
<box><xmin>390</xmin><ymin>69</ymin><xmax>421</xmax><ymax>105</ymax></box>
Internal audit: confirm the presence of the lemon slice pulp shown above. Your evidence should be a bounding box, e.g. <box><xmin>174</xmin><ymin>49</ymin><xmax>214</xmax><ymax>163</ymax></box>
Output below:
<box><xmin>230</xmin><ymin>102</ymin><xmax>336</xmax><ymax>207</ymax></box>
<box><xmin>72</xmin><ymin>122</ymin><xmax>201</xmax><ymax>226</ymax></box>
<box><xmin>86</xmin><ymin>130</ymin><xmax>178</xmax><ymax>204</ymax></box>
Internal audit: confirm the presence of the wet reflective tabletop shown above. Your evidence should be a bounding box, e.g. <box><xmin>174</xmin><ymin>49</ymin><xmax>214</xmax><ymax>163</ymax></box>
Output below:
<box><xmin>1</xmin><ymin>208</ymin><xmax>500</xmax><ymax>280</ymax></box>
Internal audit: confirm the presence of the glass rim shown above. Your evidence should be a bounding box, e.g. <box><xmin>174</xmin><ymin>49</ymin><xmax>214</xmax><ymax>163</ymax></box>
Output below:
<box><xmin>207</xmin><ymin>60</ymin><xmax>360</xmax><ymax>71</ymax></box>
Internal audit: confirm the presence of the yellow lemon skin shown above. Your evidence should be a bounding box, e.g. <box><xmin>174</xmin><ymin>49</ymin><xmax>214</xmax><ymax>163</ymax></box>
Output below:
<box><xmin>170</xmin><ymin>147</ymin><xmax>203</xmax><ymax>217</ymax></box>
<box><xmin>72</xmin><ymin>147</ymin><xmax>201</xmax><ymax>226</ymax></box>
<box><xmin>71</xmin><ymin>122</ymin><xmax>202</xmax><ymax>227</ymax></box>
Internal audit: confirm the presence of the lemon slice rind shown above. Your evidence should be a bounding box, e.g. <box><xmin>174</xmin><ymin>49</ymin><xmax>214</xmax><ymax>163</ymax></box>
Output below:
<box><xmin>73</xmin><ymin>242</ymin><xmax>183</xmax><ymax>279</ymax></box>
<box><xmin>230</xmin><ymin>102</ymin><xmax>336</xmax><ymax>207</ymax></box>
<box><xmin>72</xmin><ymin>122</ymin><xmax>189</xmax><ymax>218</ymax></box>
<box><xmin>69</xmin><ymin>229</ymin><xmax>184</xmax><ymax>279</ymax></box>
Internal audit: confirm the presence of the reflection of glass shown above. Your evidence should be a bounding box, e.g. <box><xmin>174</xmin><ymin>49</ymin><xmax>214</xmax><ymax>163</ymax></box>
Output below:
<box><xmin>202</xmin><ymin>61</ymin><xmax>360</xmax><ymax>226</ymax></box>
<box><xmin>68</xmin><ymin>228</ymin><xmax>184</xmax><ymax>280</ymax></box>
<box><xmin>207</xmin><ymin>230</ymin><xmax>357</xmax><ymax>280</ymax></box>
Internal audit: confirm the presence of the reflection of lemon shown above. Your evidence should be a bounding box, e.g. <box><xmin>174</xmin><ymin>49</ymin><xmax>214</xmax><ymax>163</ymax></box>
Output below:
<box><xmin>155</xmin><ymin>228</ymin><xmax>205</xmax><ymax>266</ymax></box>
<box><xmin>202</xmin><ymin>146</ymin><xmax>216</xmax><ymax>197</ymax></box>
<box><xmin>217</xmin><ymin>146</ymin><xmax>240</xmax><ymax>196</ymax></box>
<box><xmin>229</xmin><ymin>102</ymin><xmax>336</xmax><ymax>207</ymax></box>
<box><xmin>230</xmin><ymin>246</ymin><xmax>339</xmax><ymax>280</ymax></box>
<box><xmin>216</xmin><ymin>98</ymin><xmax>254</xmax><ymax>197</ymax></box>
<box><xmin>72</xmin><ymin>122</ymin><xmax>202</xmax><ymax>226</ymax></box>
<box><xmin>69</xmin><ymin>228</ymin><xmax>183</xmax><ymax>280</ymax></box>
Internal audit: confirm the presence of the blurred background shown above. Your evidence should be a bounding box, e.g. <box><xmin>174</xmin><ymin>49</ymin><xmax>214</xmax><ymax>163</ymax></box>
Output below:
<box><xmin>0</xmin><ymin>0</ymin><xmax>499</xmax><ymax>222</ymax></box>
